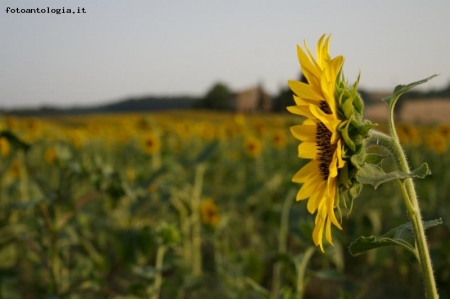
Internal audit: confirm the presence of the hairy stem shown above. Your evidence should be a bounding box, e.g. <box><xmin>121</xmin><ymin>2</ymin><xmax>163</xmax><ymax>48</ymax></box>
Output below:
<box><xmin>383</xmin><ymin>107</ymin><xmax>439</xmax><ymax>298</ymax></box>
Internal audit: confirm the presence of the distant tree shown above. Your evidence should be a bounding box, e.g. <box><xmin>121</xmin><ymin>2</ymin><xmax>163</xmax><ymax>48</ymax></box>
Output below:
<box><xmin>194</xmin><ymin>82</ymin><xmax>232</xmax><ymax>110</ymax></box>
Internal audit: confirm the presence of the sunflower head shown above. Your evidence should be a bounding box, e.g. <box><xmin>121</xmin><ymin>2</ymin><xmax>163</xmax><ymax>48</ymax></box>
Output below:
<box><xmin>272</xmin><ymin>129</ymin><xmax>287</xmax><ymax>149</ymax></box>
<box><xmin>244</xmin><ymin>136</ymin><xmax>263</xmax><ymax>158</ymax></box>
<box><xmin>287</xmin><ymin>34</ymin><xmax>373</xmax><ymax>251</ymax></box>
<box><xmin>44</xmin><ymin>147</ymin><xmax>58</xmax><ymax>164</ymax></box>
<box><xmin>200</xmin><ymin>199</ymin><xmax>220</xmax><ymax>228</ymax></box>
<box><xmin>0</xmin><ymin>137</ymin><xmax>10</xmax><ymax>157</ymax></box>
<box><xmin>142</xmin><ymin>133</ymin><xmax>161</xmax><ymax>155</ymax></box>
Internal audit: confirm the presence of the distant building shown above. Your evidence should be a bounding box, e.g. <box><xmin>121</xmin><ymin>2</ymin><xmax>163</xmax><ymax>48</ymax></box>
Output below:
<box><xmin>364</xmin><ymin>91</ymin><xmax>450</xmax><ymax>123</ymax></box>
<box><xmin>229</xmin><ymin>86</ymin><xmax>272</xmax><ymax>113</ymax></box>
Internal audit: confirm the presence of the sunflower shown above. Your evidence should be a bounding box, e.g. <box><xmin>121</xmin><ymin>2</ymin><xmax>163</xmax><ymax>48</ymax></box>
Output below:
<box><xmin>287</xmin><ymin>35</ymin><xmax>348</xmax><ymax>251</ymax></box>
<box><xmin>0</xmin><ymin>137</ymin><xmax>10</xmax><ymax>157</ymax></box>
<box><xmin>272</xmin><ymin>129</ymin><xmax>287</xmax><ymax>149</ymax></box>
<box><xmin>142</xmin><ymin>133</ymin><xmax>161</xmax><ymax>155</ymax></box>
<box><xmin>244</xmin><ymin>136</ymin><xmax>262</xmax><ymax>158</ymax></box>
<box><xmin>44</xmin><ymin>147</ymin><xmax>58</xmax><ymax>164</ymax></box>
<box><xmin>199</xmin><ymin>199</ymin><xmax>220</xmax><ymax>227</ymax></box>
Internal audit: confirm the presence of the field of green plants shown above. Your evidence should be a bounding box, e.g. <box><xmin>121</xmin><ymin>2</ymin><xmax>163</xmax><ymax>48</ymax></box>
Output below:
<box><xmin>0</xmin><ymin>111</ymin><xmax>449</xmax><ymax>299</ymax></box>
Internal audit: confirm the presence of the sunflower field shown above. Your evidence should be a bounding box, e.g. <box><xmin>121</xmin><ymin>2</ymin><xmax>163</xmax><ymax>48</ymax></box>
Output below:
<box><xmin>0</xmin><ymin>111</ymin><xmax>449</xmax><ymax>299</ymax></box>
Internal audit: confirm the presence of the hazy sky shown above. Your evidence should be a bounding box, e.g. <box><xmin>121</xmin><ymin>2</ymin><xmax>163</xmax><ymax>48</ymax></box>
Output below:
<box><xmin>1</xmin><ymin>0</ymin><xmax>449</xmax><ymax>108</ymax></box>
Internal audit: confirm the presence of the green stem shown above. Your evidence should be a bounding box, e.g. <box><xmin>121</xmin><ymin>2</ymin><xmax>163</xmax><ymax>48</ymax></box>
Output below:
<box><xmin>191</xmin><ymin>164</ymin><xmax>206</xmax><ymax>276</ymax></box>
<box><xmin>151</xmin><ymin>245</ymin><xmax>167</xmax><ymax>299</ymax></box>
<box><xmin>295</xmin><ymin>247</ymin><xmax>315</xmax><ymax>299</ymax></box>
<box><xmin>270</xmin><ymin>189</ymin><xmax>295</xmax><ymax>299</ymax></box>
<box><xmin>382</xmin><ymin>108</ymin><xmax>439</xmax><ymax>298</ymax></box>
<box><xmin>392</xmin><ymin>146</ymin><xmax>438</xmax><ymax>299</ymax></box>
<box><xmin>171</xmin><ymin>196</ymin><xmax>191</xmax><ymax>266</ymax></box>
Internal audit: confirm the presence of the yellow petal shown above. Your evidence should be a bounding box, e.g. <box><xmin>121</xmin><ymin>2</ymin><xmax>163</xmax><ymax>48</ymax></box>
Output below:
<box><xmin>316</xmin><ymin>34</ymin><xmax>329</xmax><ymax>69</ymax></box>
<box><xmin>320</xmin><ymin>74</ymin><xmax>336</xmax><ymax>115</ymax></box>
<box><xmin>287</xmin><ymin>105</ymin><xmax>315</xmax><ymax>120</ymax></box>
<box><xmin>297</xmin><ymin>44</ymin><xmax>320</xmax><ymax>84</ymax></box>
<box><xmin>309</xmin><ymin>104</ymin><xmax>339</xmax><ymax>133</ymax></box>
<box><xmin>298</xmin><ymin>142</ymin><xmax>316</xmax><ymax>159</ymax></box>
<box><xmin>336</xmin><ymin>140</ymin><xmax>345</xmax><ymax>168</ymax></box>
<box><xmin>292</xmin><ymin>160</ymin><xmax>318</xmax><ymax>183</ymax></box>
<box><xmin>290</xmin><ymin>124</ymin><xmax>316</xmax><ymax>142</ymax></box>
<box><xmin>325</xmin><ymin>217</ymin><xmax>333</xmax><ymax>245</ymax></box>
<box><xmin>288</xmin><ymin>80</ymin><xmax>323</xmax><ymax>102</ymax></box>
<box><xmin>326</xmin><ymin>180</ymin><xmax>342</xmax><ymax>230</ymax></box>
<box><xmin>306</xmin><ymin>180</ymin><xmax>326</xmax><ymax>213</ymax></box>
<box><xmin>312</xmin><ymin>215</ymin><xmax>325</xmax><ymax>252</ymax></box>
<box><xmin>292</xmin><ymin>95</ymin><xmax>309</xmax><ymax>106</ymax></box>
<box><xmin>296</xmin><ymin>171</ymin><xmax>322</xmax><ymax>200</ymax></box>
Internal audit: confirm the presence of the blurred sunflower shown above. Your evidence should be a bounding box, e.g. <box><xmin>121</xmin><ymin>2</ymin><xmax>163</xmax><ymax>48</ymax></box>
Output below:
<box><xmin>287</xmin><ymin>35</ymin><xmax>371</xmax><ymax>251</ymax></box>
<box><xmin>244</xmin><ymin>136</ymin><xmax>262</xmax><ymax>158</ymax></box>
<box><xmin>199</xmin><ymin>199</ymin><xmax>220</xmax><ymax>227</ymax></box>
<box><xmin>0</xmin><ymin>137</ymin><xmax>10</xmax><ymax>157</ymax></box>
<box><xmin>5</xmin><ymin>116</ymin><xmax>17</xmax><ymax>131</ymax></box>
<box><xmin>426</xmin><ymin>131</ymin><xmax>447</xmax><ymax>154</ymax></box>
<box><xmin>399</xmin><ymin>124</ymin><xmax>421</xmax><ymax>146</ymax></box>
<box><xmin>437</xmin><ymin>124</ymin><xmax>450</xmax><ymax>140</ymax></box>
<box><xmin>44</xmin><ymin>147</ymin><xmax>58</xmax><ymax>164</ymax></box>
<box><xmin>272</xmin><ymin>129</ymin><xmax>287</xmax><ymax>149</ymax></box>
<box><xmin>142</xmin><ymin>133</ymin><xmax>161</xmax><ymax>155</ymax></box>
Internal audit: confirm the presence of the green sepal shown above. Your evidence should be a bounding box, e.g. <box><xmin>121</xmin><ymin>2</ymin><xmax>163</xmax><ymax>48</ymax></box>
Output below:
<box><xmin>341</xmin><ymin>96</ymin><xmax>354</xmax><ymax>120</ymax></box>
<box><xmin>348</xmin><ymin>181</ymin><xmax>362</xmax><ymax>201</ymax></box>
<box><xmin>338</xmin><ymin>162</ymin><xmax>350</xmax><ymax>188</ymax></box>
<box><xmin>349</xmin><ymin>148</ymin><xmax>365</xmax><ymax>169</ymax></box>
<box><xmin>337</xmin><ymin>182</ymin><xmax>361</xmax><ymax>214</ymax></box>
<box><xmin>339</xmin><ymin>119</ymin><xmax>355</xmax><ymax>152</ymax></box>
<box><xmin>349</xmin><ymin>218</ymin><xmax>443</xmax><ymax>257</ymax></box>
<box><xmin>355</xmin><ymin>162</ymin><xmax>431</xmax><ymax>189</ymax></box>
<box><xmin>358</xmin><ymin>120</ymin><xmax>375</xmax><ymax>138</ymax></box>
<box><xmin>351</xmin><ymin>73</ymin><xmax>364</xmax><ymax>114</ymax></box>
<box><xmin>353</xmin><ymin>93</ymin><xmax>364</xmax><ymax>115</ymax></box>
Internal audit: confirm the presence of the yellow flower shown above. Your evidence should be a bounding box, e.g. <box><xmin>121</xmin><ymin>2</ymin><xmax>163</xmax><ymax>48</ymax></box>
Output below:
<box><xmin>199</xmin><ymin>199</ymin><xmax>220</xmax><ymax>227</ymax></box>
<box><xmin>141</xmin><ymin>133</ymin><xmax>161</xmax><ymax>155</ymax></box>
<box><xmin>426</xmin><ymin>131</ymin><xmax>447</xmax><ymax>154</ymax></box>
<box><xmin>44</xmin><ymin>147</ymin><xmax>58</xmax><ymax>164</ymax></box>
<box><xmin>287</xmin><ymin>35</ymin><xmax>346</xmax><ymax>251</ymax></box>
<box><xmin>0</xmin><ymin>137</ymin><xmax>10</xmax><ymax>157</ymax></box>
<box><xmin>272</xmin><ymin>129</ymin><xmax>287</xmax><ymax>149</ymax></box>
<box><xmin>399</xmin><ymin>124</ymin><xmax>421</xmax><ymax>146</ymax></box>
<box><xmin>437</xmin><ymin>124</ymin><xmax>450</xmax><ymax>140</ymax></box>
<box><xmin>244</xmin><ymin>136</ymin><xmax>262</xmax><ymax>158</ymax></box>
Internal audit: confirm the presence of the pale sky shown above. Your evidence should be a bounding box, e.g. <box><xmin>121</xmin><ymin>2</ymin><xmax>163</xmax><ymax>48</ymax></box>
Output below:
<box><xmin>1</xmin><ymin>0</ymin><xmax>449</xmax><ymax>108</ymax></box>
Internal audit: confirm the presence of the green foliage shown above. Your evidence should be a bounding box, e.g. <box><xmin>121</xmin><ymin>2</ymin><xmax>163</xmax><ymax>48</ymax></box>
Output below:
<box><xmin>382</xmin><ymin>75</ymin><xmax>439</xmax><ymax>113</ymax></box>
<box><xmin>349</xmin><ymin>219</ymin><xmax>443</xmax><ymax>256</ymax></box>
<box><xmin>356</xmin><ymin>162</ymin><xmax>431</xmax><ymax>189</ymax></box>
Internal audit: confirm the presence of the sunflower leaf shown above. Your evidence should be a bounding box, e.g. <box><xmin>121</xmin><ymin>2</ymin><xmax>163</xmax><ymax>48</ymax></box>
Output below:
<box><xmin>364</xmin><ymin>153</ymin><xmax>386</xmax><ymax>165</ymax></box>
<box><xmin>355</xmin><ymin>163</ymin><xmax>430</xmax><ymax>188</ymax></box>
<box><xmin>381</xmin><ymin>75</ymin><xmax>438</xmax><ymax>109</ymax></box>
<box><xmin>411</xmin><ymin>162</ymin><xmax>432</xmax><ymax>178</ymax></box>
<box><xmin>349</xmin><ymin>219</ymin><xmax>443</xmax><ymax>257</ymax></box>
